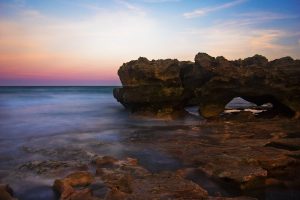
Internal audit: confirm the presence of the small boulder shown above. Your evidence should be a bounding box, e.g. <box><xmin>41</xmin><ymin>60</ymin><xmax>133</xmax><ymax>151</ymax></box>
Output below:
<box><xmin>53</xmin><ymin>171</ymin><xmax>94</xmax><ymax>200</ymax></box>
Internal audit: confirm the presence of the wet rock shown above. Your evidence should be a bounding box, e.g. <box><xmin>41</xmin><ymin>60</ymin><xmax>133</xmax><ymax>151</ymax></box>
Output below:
<box><xmin>92</xmin><ymin>156</ymin><xmax>118</xmax><ymax>168</ymax></box>
<box><xmin>21</xmin><ymin>147</ymin><xmax>96</xmax><ymax>162</ymax></box>
<box><xmin>47</xmin><ymin>126</ymin><xmax>300</xmax><ymax>200</ymax></box>
<box><xmin>113</xmin><ymin>86</ymin><xmax>186</xmax><ymax>118</ymax></box>
<box><xmin>127</xmin><ymin>172</ymin><xmax>209</xmax><ymax>200</ymax></box>
<box><xmin>53</xmin><ymin>171</ymin><xmax>95</xmax><ymax>200</ymax></box>
<box><xmin>59</xmin><ymin>171</ymin><xmax>93</xmax><ymax>187</ymax></box>
<box><xmin>95</xmin><ymin>157</ymin><xmax>150</xmax><ymax>183</ymax></box>
<box><xmin>176</xmin><ymin>167</ymin><xmax>197</xmax><ymax>178</ymax></box>
<box><xmin>104</xmin><ymin>187</ymin><xmax>128</xmax><ymax>200</ymax></box>
<box><xmin>198</xmin><ymin>153</ymin><xmax>268</xmax><ymax>187</ymax></box>
<box><xmin>94</xmin><ymin>157</ymin><xmax>209</xmax><ymax>199</ymax></box>
<box><xmin>265</xmin><ymin>138</ymin><xmax>300</xmax><ymax>151</ymax></box>
<box><xmin>53</xmin><ymin>157</ymin><xmax>212</xmax><ymax>199</ymax></box>
<box><xmin>0</xmin><ymin>184</ymin><xmax>17</xmax><ymax>200</ymax></box>
<box><xmin>114</xmin><ymin>52</ymin><xmax>300</xmax><ymax>118</ymax></box>
<box><xmin>148</xmin><ymin>118</ymin><xmax>300</xmax><ymax>195</ymax></box>
<box><xmin>18</xmin><ymin>160</ymin><xmax>88</xmax><ymax>175</ymax></box>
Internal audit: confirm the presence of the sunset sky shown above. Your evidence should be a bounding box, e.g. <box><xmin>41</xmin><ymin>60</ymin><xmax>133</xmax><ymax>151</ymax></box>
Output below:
<box><xmin>0</xmin><ymin>0</ymin><xmax>300</xmax><ymax>86</ymax></box>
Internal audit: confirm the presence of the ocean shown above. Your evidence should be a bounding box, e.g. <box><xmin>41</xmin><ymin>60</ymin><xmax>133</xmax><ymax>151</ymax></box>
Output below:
<box><xmin>0</xmin><ymin>86</ymin><xmax>201</xmax><ymax>199</ymax></box>
<box><xmin>0</xmin><ymin>86</ymin><xmax>256</xmax><ymax>199</ymax></box>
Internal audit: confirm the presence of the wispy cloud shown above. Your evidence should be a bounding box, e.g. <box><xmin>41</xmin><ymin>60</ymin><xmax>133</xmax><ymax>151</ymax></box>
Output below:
<box><xmin>183</xmin><ymin>0</ymin><xmax>246</xmax><ymax>19</ymax></box>
<box><xmin>179</xmin><ymin>21</ymin><xmax>300</xmax><ymax>60</ymax></box>
<box><xmin>236</xmin><ymin>11</ymin><xmax>296</xmax><ymax>19</ymax></box>
<box><xmin>116</xmin><ymin>0</ymin><xmax>146</xmax><ymax>16</ymax></box>
<box><xmin>250</xmin><ymin>30</ymin><xmax>287</xmax><ymax>49</ymax></box>
<box><xmin>215</xmin><ymin>11</ymin><xmax>298</xmax><ymax>27</ymax></box>
<box><xmin>20</xmin><ymin>9</ymin><xmax>43</xmax><ymax>18</ymax></box>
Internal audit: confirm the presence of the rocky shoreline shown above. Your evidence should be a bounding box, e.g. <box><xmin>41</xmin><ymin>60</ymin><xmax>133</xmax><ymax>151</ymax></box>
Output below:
<box><xmin>1</xmin><ymin>114</ymin><xmax>300</xmax><ymax>200</ymax></box>
<box><xmin>1</xmin><ymin>53</ymin><xmax>300</xmax><ymax>200</ymax></box>
<box><xmin>52</xmin><ymin>115</ymin><xmax>300</xmax><ymax>200</ymax></box>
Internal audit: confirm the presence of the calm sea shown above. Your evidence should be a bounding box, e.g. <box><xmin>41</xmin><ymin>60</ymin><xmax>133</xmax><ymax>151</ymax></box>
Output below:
<box><xmin>0</xmin><ymin>86</ymin><xmax>253</xmax><ymax>199</ymax></box>
<box><xmin>0</xmin><ymin>86</ymin><xmax>201</xmax><ymax>199</ymax></box>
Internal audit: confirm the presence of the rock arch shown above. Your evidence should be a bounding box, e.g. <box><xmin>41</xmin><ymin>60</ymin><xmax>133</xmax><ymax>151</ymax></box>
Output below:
<box><xmin>114</xmin><ymin>53</ymin><xmax>300</xmax><ymax>119</ymax></box>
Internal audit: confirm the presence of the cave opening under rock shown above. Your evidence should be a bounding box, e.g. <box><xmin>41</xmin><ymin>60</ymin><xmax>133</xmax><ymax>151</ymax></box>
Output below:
<box><xmin>184</xmin><ymin>106</ymin><xmax>200</xmax><ymax>117</ymax></box>
<box><xmin>224</xmin><ymin>97</ymin><xmax>271</xmax><ymax>115</ymax></box>
<box><xmin>223</xmin><ymin>96</ymin><xmax>296</xmax><ymax>117</ymax></box>
<box><xmin>225</xmin><ymin>97</ymin><xmax>257</xmax><ymax>110</ymax></box>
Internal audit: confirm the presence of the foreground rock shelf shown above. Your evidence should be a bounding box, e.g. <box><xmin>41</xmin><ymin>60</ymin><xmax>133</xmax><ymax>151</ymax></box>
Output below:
<box><xmin>113</xmin><ymin>53</ymin><xmax>300</xmax><ymax>118</ymax></box>
<box><xmin>3</xmin><ymin>115</ymin><xmax>300</xmax><ymax>199</ymax></box>
<box><xmin>50</xmin><ymin>117</ymin><xmax>299</xmax><ymax>200</ymax></box>
<box><xmin>53</xmin><ymin>156</ymin><xmax>257</xmax><ymax>200</ymax></box>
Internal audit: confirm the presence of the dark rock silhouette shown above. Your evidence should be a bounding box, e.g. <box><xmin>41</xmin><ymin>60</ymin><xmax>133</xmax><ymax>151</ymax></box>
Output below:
<box><xmin>114</xmin><ymin>53</ymin><xmax>300</xmax><ymax>118</ymax></box>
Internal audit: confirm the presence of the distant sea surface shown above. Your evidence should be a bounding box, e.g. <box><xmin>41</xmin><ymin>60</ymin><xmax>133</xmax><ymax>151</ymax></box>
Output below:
<box><xmin>0</xmin><ymin>86</ymin><xmax>124</xmax><ymax>139</ymax></box>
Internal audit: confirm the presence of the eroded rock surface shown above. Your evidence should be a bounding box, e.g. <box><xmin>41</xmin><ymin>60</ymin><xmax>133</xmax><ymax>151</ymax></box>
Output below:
<box><xmin>0</xmin><ymin>184</ymin><xmax>17</xmax><ymax>200</ymax></box>
<box><xmin>52</xmin><ymin>157</ymin><xmax>208</xmax><ymax>200</ymax></box>
<box><xmin>7</xmin><ymin>117</ymin><xmax>298</xmax><ymax>200</ymax></box>
<box><xmin>146</xmin><ymin>117</ymin><xmax>300</xmax><ymax>198</ymax></box>
<box><xmin>52</xmin><ymin>156</ymin><xmax>260</xmax><ymax>200</ymax></box>
<box><xmin>114</xmin><ymin>53</ymin><xmax>300</xmax><ymax>118</ymax></box>
<box><xmin>53</xmin><ymin>171</ymin><xmax>95</xmax><ymax>200</ymax></box>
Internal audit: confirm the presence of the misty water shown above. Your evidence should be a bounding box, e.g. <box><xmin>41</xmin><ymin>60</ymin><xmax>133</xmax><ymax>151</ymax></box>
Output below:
<box><xmin>0</xmin><ymin>87</ymin><xmax>198</xmax><ymax>199</ymax></box>
<box><xmin>0</xmin><ymin>87</ymin><xmax>256</xmax><ymax>199</ymax></box>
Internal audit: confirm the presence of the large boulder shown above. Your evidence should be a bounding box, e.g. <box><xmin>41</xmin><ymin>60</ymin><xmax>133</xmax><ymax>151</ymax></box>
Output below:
<box><xmin>114</xmin><ymin>53</ymin><xmax>300</xmax><ymax>118</ymax></box>
<box><xmin>114</xmin><ymin>58</ymin><xmax>188</xmax><ymax>118</ymax></box>
<box><xmin>117</xmin><ymin>57</ymin><xmax>182</xmax><ymax>87</ymax></box>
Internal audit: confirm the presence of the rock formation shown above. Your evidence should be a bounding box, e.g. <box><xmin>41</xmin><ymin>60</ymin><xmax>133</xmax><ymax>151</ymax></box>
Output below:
<box><xmin>114</xmin><ymin>53</ymin><xmax>300</xmax><ymax>118</ymax></box>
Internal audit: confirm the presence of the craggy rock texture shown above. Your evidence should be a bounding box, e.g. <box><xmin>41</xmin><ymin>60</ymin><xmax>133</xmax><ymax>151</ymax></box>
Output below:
<box><xmin>114</xmin><ymin>53</ymin><xmax>300</xmax><ymax>118</ymax></box>
<box><xmin>53</xmin><ymin>171</ymin><xmax>94</xmax><ymax>200</ymax></box>
<box><xmin>95</xmin><ymin>156</ymin><xmax>209</xmax><ymax>199</ymax></box>
<box><xmin>52</xmin><ymin>157</ymin><xmax>210</xmax><ymax>200</ymax></box>
<box><xmin>0</xmin><ymin>184</ymin><xmax>17</xmax><ymax>200</ymax></box>
<box><xmin>53</xmin><ymin>156</ymin><xmax>257</xmax><ymax>200</ymax></box>
<box><xmin>150</xmin><ymin>116</ymin><xmax>300</xmax><ymax>198</ymax></box>
<box><xmin>114</xmin><ymin>58</ymin><xmax>186</xmax><ymax>118</ymax></box>
<box><xmin>7</xmin><ymin>116</ymin><xmax>299</xmax><ymax>199</ymax></box>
